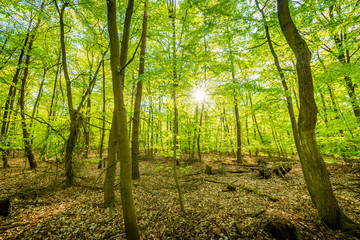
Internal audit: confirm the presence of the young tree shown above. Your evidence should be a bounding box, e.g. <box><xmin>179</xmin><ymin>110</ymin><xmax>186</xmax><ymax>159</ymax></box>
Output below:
<box><xmin>254</xmin><ymin>0</ymin><xmax>300</xmax><ymax>151</ymax></box>
<box><xmin>132</xmin><ymin>1</ymin><xmax>148</xmax><ymax>180</ymax></box>
<box><xmin>104</xmin><ymin>0</ymin><xmax>139</xmax><ymax>238</ymax></box>
<box><xmin>277</xmin><ymin>0</ymin><xmax>360</xmax><ymax>236</ymax></box>
<box><xmin>1</xmin><ymin>24</ymin><xmax>33</xmax><ymax>168</ymax></box>
<box><xmin>168</xmin><ymin>0</ymin><xmax>185</xmax><ymax>213</ymax></box>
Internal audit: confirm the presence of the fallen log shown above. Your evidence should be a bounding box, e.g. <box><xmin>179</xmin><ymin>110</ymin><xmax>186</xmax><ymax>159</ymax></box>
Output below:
<box><xmin>226</xmin><ymin>169</ymin><xmax>252</xmax><ymax>174</ymax></box>
<box><xmin>259</xmin><ymin>164</ymin><xmax>292</xmax><ymax>179</ymax></box>
<box><xmin>0</xmin><ymin>223</ymin><xmax>28</xmax><ymax>230</ymax></box>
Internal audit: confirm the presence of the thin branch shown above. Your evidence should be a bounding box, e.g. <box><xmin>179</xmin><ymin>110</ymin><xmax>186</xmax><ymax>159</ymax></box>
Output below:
<box><xmin>244</xmin><ymin>41</ymin><xmax>267</xmax><ymax>51</ymax></box>
<box><xmin>14</xmin><ymin>109</ymin><xmax>66</xmax><ymax>141</ymax></box>
<box><xmin>118</xmin><ymin>36</ymin><xmax>143</xmax><ymax>74</ymax></box>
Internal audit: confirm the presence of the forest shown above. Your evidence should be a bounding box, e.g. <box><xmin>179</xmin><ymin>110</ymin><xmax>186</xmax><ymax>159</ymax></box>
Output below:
<box><xmin>0</xmin><ymin>0</ymin><xmax>360</xmax><ymax>239</ymax></box>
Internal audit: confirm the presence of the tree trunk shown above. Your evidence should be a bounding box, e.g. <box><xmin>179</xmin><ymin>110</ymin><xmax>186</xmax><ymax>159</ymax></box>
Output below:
<box><xmin>98</xmin><ymin>60</ymin><xmax>106</xmax><ymax>168</ymax></box>
<box><xmin>19</xmin><ymin>29</ymin><xmax>37</xmax><ymax>170</ymax></box>
<box><xmin>255</xmin><ymin>0</ymin><xmax>300</xmax><ymax>153</ymax></box>
<box><xmin>169</xmin><ymin>1</ymin><xmax>185</xmax><ymax>213</ymax></box>
<box><xmin>131</xmin><ymin>2</ymin><xmax>148</xmax><ymax>179</ymax></box>
<box><xmin>56</xmin><ymin>1</ymin><xmax>77</xmax><ymax>186</ymax></box>
<box><xmin>40</xmin><ymin>53</ymin><xmax>61</xmax><ymax>161</ymax></box>
<box><xmin>329</xmin><ymin>5</ymin><xmax>360</xmax><ymax>124</ymax></box>
<box><xmin>1</xmin><ymin>27</ymin><xmax>32</xmax><ymax>168</ymax></box>
<box><xmin>228</xmin><ymin>33</ymin><xmax>242</xmax><ymax>162</ymax></box>
<box><xmin>105</xmin><ymin>0</ymin><xmax>139</xmax><ymax>238</ymax></box>
<box><xmin>277</xmin><ymin>0</ymin><xmax>360</xmax><ymax>236</ymax></box>
<box><xmin>83</xmin><ymin>92</ymin><xmax>91</xmax><ymax>159</ymax></box>
<box><xmin>104</xmin><ymin>113</ymin><xmax>117</xmax><ymax>208</ymax></box>
<box><xmin>30</xmin><ymin>67</ymin><xmax>46</xmax><ymax>143</ymax></box>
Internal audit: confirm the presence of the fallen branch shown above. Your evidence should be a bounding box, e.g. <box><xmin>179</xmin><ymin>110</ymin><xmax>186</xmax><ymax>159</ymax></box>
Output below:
<box><xmin>0</xmin><ymin>222</ymin><xmax>28</xmax><ymax>230</ymax></box>
<box><xmin>204</xmin><ymin>178</ymin><xmax>278</xmax><ymax>202</ymax></box>
<box><xmin>226</xmin><ymin>169</ymin><xmax>252</xmax><ymax>173</ymax></box>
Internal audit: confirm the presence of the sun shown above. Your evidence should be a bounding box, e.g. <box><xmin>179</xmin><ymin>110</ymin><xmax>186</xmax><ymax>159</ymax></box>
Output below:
<box><xmin>193</xmin><ymin>88</ymin><xmax>206</xmax><ymax>102</ymax></box>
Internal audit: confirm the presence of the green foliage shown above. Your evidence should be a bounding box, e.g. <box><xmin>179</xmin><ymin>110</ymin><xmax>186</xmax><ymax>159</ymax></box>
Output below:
<box><xmin>1</xmin><ymin>0</ymin><xmax>359</xmax><ymax>167</ymax></box>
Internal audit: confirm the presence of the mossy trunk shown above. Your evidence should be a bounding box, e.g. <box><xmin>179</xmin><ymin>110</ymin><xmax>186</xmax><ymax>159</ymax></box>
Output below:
<box><xmin>277</xmin><ymin>0</ymin><xmax>360</xmax><ymax>236</ymax></box>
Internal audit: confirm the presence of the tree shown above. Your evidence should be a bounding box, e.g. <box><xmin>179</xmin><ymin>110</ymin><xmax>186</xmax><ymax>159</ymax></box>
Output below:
<box><xmin>168</xmin><ymin>0</ymin><xmax>185</xmax><ymax>213</ymax></box>
<box><xmin>104</xmin><ymin>0</ymin><xmax>139</xmax><ymax>238</ymax></box>
<box><xmin>132</xmin><ymin>1</ymin><xmax>148</xmax><ymax>180</ymax></box>
<box><xmin>277</xmin><ymin>0</ymin><xmax>360</xmax><ymax>236</ymax></box>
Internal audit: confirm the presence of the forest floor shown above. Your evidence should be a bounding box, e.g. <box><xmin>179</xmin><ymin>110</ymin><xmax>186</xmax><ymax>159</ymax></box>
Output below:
<box><xmin>1</xmin><ymin>153</ymin><xmax>360</xmax><ymax>239</ymax></box>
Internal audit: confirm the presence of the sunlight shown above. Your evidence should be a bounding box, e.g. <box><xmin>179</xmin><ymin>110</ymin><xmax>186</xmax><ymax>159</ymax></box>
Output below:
<box><xmin>193</xmin><ymin>88</ymin><xmax>206</xmax><ymax>102</ymax></box>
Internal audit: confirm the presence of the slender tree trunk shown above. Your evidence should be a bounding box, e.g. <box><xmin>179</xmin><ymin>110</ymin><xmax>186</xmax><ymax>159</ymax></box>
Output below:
<box><xmin>277</xmin><ymin>0</ymin><xmax>360</xmax><ymax>236</ymax></box>
<box><xmin>84</xmin><ymin>95</ymin><xmax>91</xmax><ymax>158</ymax></box>
<box><xmin>255</xmin><ymin>0</ymin><xmax>300</xmax><ymax>152</ymax></box>
<box><xmin>19</xmin><ymin>29</ymin><xmax>37</xmax><ymax>169</ymax></box>
<box><xmin>222</xmin><ymin>107</ymin><xmax>235</xmax><ymax>156</ymax></box>
<box><xmin>197</xmin><ymin>102</ymin><xmax>204</xmax><ymax>161</ymax></box>
<box><xmin>56</xmin><ymin>1</ymin><xmax>77</xmax><ymax>186</ymax></box>
<box><xmin>228</xmin><ymin>33</ymin><xmax>242</xmax><ymax>163</ymax></box>
<box><xmin>30</xmin><ymin>68</ymin><xmax>46</xmax><ymax>131</ymax></box>
<box><xmin>56</xmin><ymin>1</ymin><xmax>106</xmax><ymax>185</ymax></box>
<box><xmin>328</xmin><ymin>5</ymin><xmax>360</xmax><ymax>124</ymax></box>
<box><xmin>1</xmin><ymin>27</ymin><xmax>32</xmax><ymax>168</ymax></box>
<box><xmin>169</xmin><ymin>1</ymin><xmax>185</xmax><ymax>213</ymax></box>
<box><xmin>249</xmin><ymin>93</ymin><xmax>265</xmax><ymax>145</ymax></box>
<box><xmin>104</xmin><ymin>114</ymin><xmax>117</xmax><ymax>208</ymax></box>
<box><xmin>41</xmin><ymin>53</ymin><xmax>61</xmax><ymax>161</ymax></box>
<box><xmin>98</xmin><ymin>60</ymin><xmax>106</xmax><ymax>168</ymax></box>
<box><xmin>319</xmin><ymin>91</ymin><xmax>328</xmax><ymax>125</ymax></box>
<box><xmin>105</xmin><ymin>0</ymin><xmax>139</xmax><ymax>238</ymax></box>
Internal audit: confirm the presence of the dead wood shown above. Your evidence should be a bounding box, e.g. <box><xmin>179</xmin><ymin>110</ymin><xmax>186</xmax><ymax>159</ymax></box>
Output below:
<box><xmin>243</xmin><ymin>209</ymin><xmax>266</xmax><ymax>218</ymax></box>
<box><xmin>0</xmin><ymin>223</ymin><xmax>28</xmax><ymax>230</ymax></box>
<box><xmin>204</xmin><ymin>178</ymin><xmax>279</xmax><ymax>202</ymax></box>
<box><xmin>205</xmin><ymin>165</ymin><xmax>212</xmax><ymax>175</ymax></box>
<box><xmin>264</xmin><ymin>218</ymin><xmax>302</xmax><ymax>240</ymax></box>
<box><xmin>259</xmin><ymin>164</ymin><xmax>292</xmax><ymax>179</ymax></box>
<box><xmin>226</xmin><ymin>169</ymin><xmax>252</xmax><ymax>173</ymax></box>
<box><xmin>0</xmin><ymin>196</ymin><xmax>10</xmax><ymax>217</ymax></box>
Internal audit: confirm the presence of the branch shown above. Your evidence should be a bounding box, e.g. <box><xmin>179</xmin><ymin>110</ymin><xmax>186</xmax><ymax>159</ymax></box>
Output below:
<box><xmin>118</xmin><ymin>36</ymin><xmax>143</xmax><ymax>74</ymax></box>
<box><xmin>204</xmin><ymin>178</ymin><xmax>279</xmax><ymax>202</ymax></box>
<box><xmin>244</xmin><ymin>41</ymin><xmax>267</xmax><ymax>51</ymax></box>
<box><xmin>350</xmin><ymin>44</ymin><xmax>360</xmax><ymax>59</ymax></box>
<box><xmin>15</xmin><ymin>110</ymin><xmax>66</xmax><ymax>141</ymax></box>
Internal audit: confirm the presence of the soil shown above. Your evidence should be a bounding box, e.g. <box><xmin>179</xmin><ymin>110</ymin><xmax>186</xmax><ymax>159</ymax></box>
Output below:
<box><xmin>0</xmin><ymin>154</ymin><xmax>359</xmax><ymax>239</ymax></box>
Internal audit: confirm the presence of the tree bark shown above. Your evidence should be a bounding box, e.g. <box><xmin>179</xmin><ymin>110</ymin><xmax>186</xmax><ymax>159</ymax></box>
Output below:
<box><xmin>1</xmin><ymin>27</ymin><xmax>32</xmax><ymax>168</ymax></box>
<box><xmin>98</xmin><ymin>60</ymin><xmax>106</xmax><ymax>168</ymax></box>
<box><xmin>19</xmin><ymin>27</ymin><xmax>38</xmax><ymax>170</ymax></box>
<box><xmin>131</xmin><ymin>2</ymin><xmax>148</xmax><ymax>179</ymax></box>
<box><xmin>169</xmin><ymin>1</ymin><xmax>185</xmax><ymax>213</ymax></box>
<box><xmin>40</xmin><ymin>52</ymin><xmax>61</xmax><ymax>161</ymax></box>
<box><xmin>227</xmin><ymin>32</ymin><xmax>242</xmax><ymax>163</ymax></box>
<box><xmin>277</xmin><ymin>0</ymin><xmax>360</xmax><ymax>236</ymax></box>
<box><xmin>105</xmin><ymin>0</ymin><xmax>139</xmax><ymax>238</ymax></box>
<box><xmin>56</xmin><ymin>1</ymin><xmax>77</xmax><ymax>186</ymax></box>
<box><xmin>255</xmin><ymin>0</ymin><xmax>300</xmax><ymax>152</ymax></box>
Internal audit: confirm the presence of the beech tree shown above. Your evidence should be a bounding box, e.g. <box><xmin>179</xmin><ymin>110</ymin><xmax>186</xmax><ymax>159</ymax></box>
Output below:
<box><xmin>104</xmin><ymin>0</ymin><xmax>139</xmax><ymax>238</ymax></box>
<box><xmin>277</xmin><ymin>0</ymin><xmax>360</xmax><ymax>236</ymax></box>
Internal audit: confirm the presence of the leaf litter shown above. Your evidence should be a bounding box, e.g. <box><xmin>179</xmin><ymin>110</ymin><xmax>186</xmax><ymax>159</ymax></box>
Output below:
<box><xmin>0</xmin><ymin>154</ymin><xmax>359</xmax><ymax>239</ymax></box>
